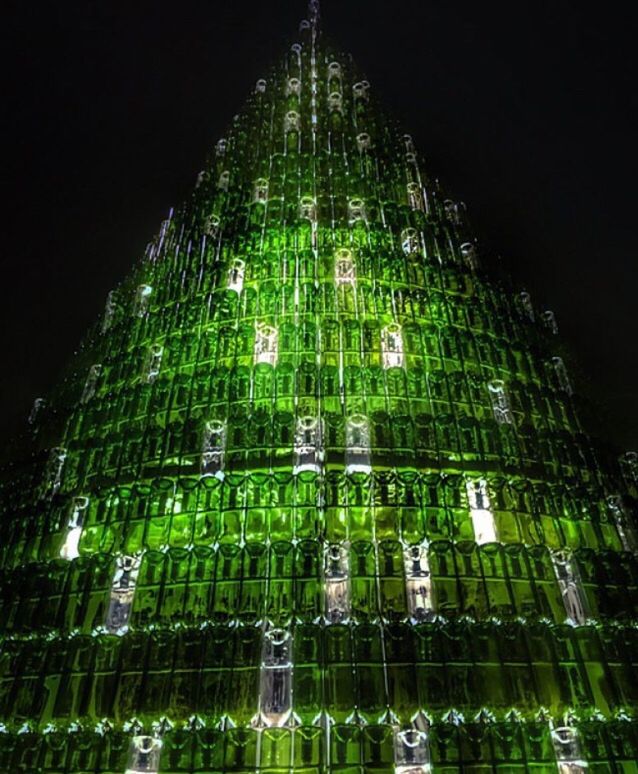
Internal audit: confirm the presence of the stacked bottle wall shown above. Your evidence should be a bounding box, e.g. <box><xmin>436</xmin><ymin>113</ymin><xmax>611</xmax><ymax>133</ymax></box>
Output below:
<box><xmin>0</xmin><ymin>1</ymin><xmax>637</xmax><ymax>771</ymax></box>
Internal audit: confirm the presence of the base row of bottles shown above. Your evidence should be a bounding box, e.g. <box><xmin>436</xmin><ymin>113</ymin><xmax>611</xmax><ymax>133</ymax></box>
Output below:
<box><xmin>1</xmin><ymin>718</ymin><xmax>638</xmax><ymax>772</ymax></box>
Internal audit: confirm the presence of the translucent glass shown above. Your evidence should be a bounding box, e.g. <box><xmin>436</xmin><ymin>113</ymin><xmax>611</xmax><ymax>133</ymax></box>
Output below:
<box><xmin>125</xmin><ymin>736</ymin><xmax>162</xmax><ymax>774</ymax></box>
<box><xmin>258</xmin><ymin>629</ymin><xmax>293</xmax><ymax>727</ymax></box>
<box><xmin>394</xmin><ymin>729</ymin><xmax>431</xmax><ymax>773</ymax></box>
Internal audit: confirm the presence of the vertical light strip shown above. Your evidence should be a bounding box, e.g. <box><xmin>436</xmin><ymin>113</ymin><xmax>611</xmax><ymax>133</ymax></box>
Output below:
<box><xmin>106</xmin><ymin>555</ymin><xmax>142</xmax><ymax>635</ymax></box>
<box><xmin>325</xmin><ymin>543</ymin><xmax>351</xmax><ymax>623</ymax></box>
<box><xmin>404</xmin><ymin>543</ymin><xmax>435</xmax><ymax>622</ymax></box>
<box><xmin>124</xmin><ymin>736</ymin><xmax>162</xmax><ymax>774</ymax></box>
<box><xmin>551</xmin><ymin>727</ymin><xmax>588</xmax><ymax>773</ymax></box>
<box><xmin>60</xmin><ymin>496</ymin><xmax>89</xmax><ymax>561</ymax></box>
<box><xmin>394</xmin><ymin>729</ymin><xmax>432</xmax><ymax>773</ymax></box>
<box><xmin>551</xmin><ymin>551</ymin><xmax>589</xmax><ymax>626</ymax></box>
<box><xmin>258</xmin><ymin>628</ymin><xmax>293</xmax><ymax>727</ymax></box>
<box><xmin>467</xmin><ymin>480</ymin><xmax>498</xmax><ymax>545</ymax></box>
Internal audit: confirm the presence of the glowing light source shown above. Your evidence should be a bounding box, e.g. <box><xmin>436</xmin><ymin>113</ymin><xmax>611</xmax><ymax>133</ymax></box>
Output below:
<box><xmin>552</xmin><ymin>551</ymin><xmax>589</xmax><ymax>626</ymax></box>
<box><xmin>335</xmin><ymin>248</ymin><xmax>356</xmax><ymax>286</ymax></box>
<box><xmin>294</xmin><ymin>416</ymin><xmax>323</xmax><ymax>474</ymax></box>
<box><xmin>345</xmin><ymin>414</ymin><xmax>371</xmax><ymax>474</ymax></box>
<box><xmin>381</xmin><ymin>323</ymin><xmax>405</xmax><ymax>369</ymax></box>
<box><xmin>254</xmin><ymin>323</ymin><xmax>278</xmax><ymax>367</ymax></box>
<box><xmin>325</xmin><ymin>543</ymin><xmax>351</xmax><ymax>623</ymax></box>
<box><xmin>105</xmin><ymin>555</ymin><xmax>141</xmax><ymax>635</ymax></box>
<box><xmin>227</xmin><ymin>259</ymin><xmax>245</xmax><ymax>293</ymax></box>
<box><xmin>60</xmin><ymin>496</ymin><xmax>89</xmax><ymax>561</ymax></box>
<box><xmin>404</xmin><ymin>544</ymin><xmax>435</xmax><ymax>623</ymax></box>
<box><xmin>125</xmin><ymin>736</ymin><xmax>162</xmax><ymax>774</ymax></box>
<box><xmin>134</xmin><ymin>285</ymin><xmax>152</xmax><ymax>317</ymax></box>
<box><xmin>394</xmin><ymin>729</ymin><xmax>432</xmax><ymax>774</ymax></box>
<box><xmin>201</xmin><ymin>419</ymin><xmax>226</xmax><ymax>479</ymax></box>
<box><xmin>488</xmin><ymin>380</ymin><xmax>513</xmax><ymax>425</ymax></box>
<box><xmin>467</xmin><ymin>479</ymin><xmax>498</xmax><ymax>545</ymax></box>
<box><xmin>551</xmin><ymin>727</ymin><xmax>587</xmax><ymax>773</ymax></box>
<box><xmin>257</xmin><ymin>628</ymin><xmax>293</xmax><ymax>727</ymax></box>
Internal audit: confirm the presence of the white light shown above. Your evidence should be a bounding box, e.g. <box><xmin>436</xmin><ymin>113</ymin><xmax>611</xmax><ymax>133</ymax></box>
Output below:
<box><xmin>135</xmin><ymin>285</ymin><xmax>152</xmax><ymax>317</ymax></box>
<box><xmin>394</xmin><ymin>729</ymin><xmax>432</xmax><ymax>774</ymax></box>
<box><xmin>620</xmin><ymin>452</ymin><xmax>638</xmax><ymax>494</ymax></box>
<box><xmin>467</xmin><ymin>480</ymin><xmax>498</xmax><ymax>545</ymax></box>
<box><xmin>227</xmin><ymin>259</ymin><xmax>245</xmax><ymax>294</ymax></box>
<box><xmin>217</xmin><ymin>170</ymin><xmax>230</xmax><ymax>191</ymax></box>
<box><xmin>81</xmin><ymin>364</ymin><xmax>102</xmax><ymax>404</ymax></box>
<box><xmin>607</xmin><ymin>495</ymin><xmax>638</xmax><ymax>552</ymax></box>
<box><xmin>404</xmin><ymin>544</ymin><xmax>435</xmax><ymax>623</ymax></box>
<box><xmin>253</xmin><ymin>178</ymin><xmax>269</xmax><ymax>204</ymax></box>
<box><xmin>348</xmin><ymin>198</ymin><xmax>367</xmax><ymax>224</ymax></box>
<box><xmin>60</xmin><ymin>496</ymin><xmax>88</xmax><ymax>561</ymax></box>
<box><xmin>552</xmin><ymin>552</ymin><xmax>589</xmax><ymax>627</ymax></box>
<box><xmin>345</xmin><ymin>414</ymin><xmax>371</xmax><ymax>474</ymax></box>
<box><xmin>402</xmin><ymin>228</ymin><xmax>420</xmax><ymax>256</ymax></box>
<box><xmin>286</xmin><ymin>77</ymin><xmax>301</xmax><ymax>96</ymax></box>
<box><xmin>294</xmin><ymin>417</ymin><xmax>323</xmax><ymax>474</ymax></box>
<box><xmin>382</xmin><ymin>323</ymin><xmax>405</xmax><ymax>369</ymax></box>
<box><xmin>102</xmin><ymin>290</ymin><xmax>117</xmax><ymax>333</ymax></box>
<box><xmin>202</xmin><ymin>420</ymin><xmax>226</xmax><ymax>479</ymax></box>
<box><xmin>460</xmin><ymin>242</ymin><xmax>477</xmax><ymax>270</ymax></box>
<box><xmin>328</xmin><ymin>91</ymin><xmax>343</xmax><ymax>113</ymax></box>
<box><xmin>299</xmin><ymin>196</ymin><xmax>317</xmax><ymax>222</ymax></box>
<box><xmin>28</xmin><ymin>397</ymin><xmax>45</xmax><ymax>425</ymax></box>
<box><xmin>403</xmin><ymin>134</ymin><xmax>416</xmax><ymax>153</ymax></box>
<box><xmin>125</xmin><ymin>735</ymin><xmax>162</xmax><ymax>774</ymax></box>
<box><xmin>488</xmin><ymin>380</ymin><xmax>513</xmax><ymax>425</ymax></box>
<box><xmin>552</xmin><ymin>357</ymin><xmax>573</xmax><ymax>395</ymax></box>
<box><xmin>254</xmin><ymin>323</ymin><xmax>278</xmax><ymax>367</ymax></box>
<box><xmin>353</xmin><ymin>81</ymin><xmax>370</xmax><ymax>101</ymax></box>
<box><xmin>204</xmin><ymin>214</ymin><xmax>221</xmax><ymax>239</ymax></box>
<box><xmin>335</xmin><ymin>248</ymin><xmax>356</xmax><ymax>286</ymax></box>
<box><xmin>258</xmin><ymin>629</ymin><xmax>293</xmax><ymax>727</ymax></box>
<box><xmin>45</xmin><ymin>447</ymin><xmax>67</xmax><ymax>496</ymax></box>
<box><xmin>325</xmin><ymin>544</ymin><xmax>351</xmax><ymax>623</ymax></box>
<box><xmin>407</xmin><ymin>183</ymin><xmax>424</xmax><ymax>212</ymax></box>
<box><xmin>255</xmin><ymin>79</ymin><xmax>267</xmax><ymax>94</ymax></box>
<box><xmin>105</xmin><ymin>555</ymin><xmax>141</xmax><ymax>635</ymax></box>
<box><xmin>443</xmin><ymin>199</ymin><xmax>462</xmax><ymax>225</ymax></box>
<box><xmin>551</xmin><ymin>727</ymin><xmax>588</xmax><ymax>773</ymax></box>
<box><xmin>285</xmin><ymin>111</ymin><xmax>300</xmax><ymax>133</ymax></box>
<box><xmin>145</xmin><ymin>345</ymin><xmax>164</xmax><ymax>384</ymax></box>
<box><xmin>357</xmin><ymin>132</ymin><xmax>371</xmax><ymax>151</ymax></box>
<box><xmin>542</xmin><ymin>310</ymin><xmax>559</xmax><ymax>334</ymax></box>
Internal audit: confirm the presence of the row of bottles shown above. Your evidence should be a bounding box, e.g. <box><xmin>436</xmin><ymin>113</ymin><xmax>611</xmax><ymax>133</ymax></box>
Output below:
<box><xmin>3</xmin><ymin>472</ymin><xmax>632</xmax><ymax>573</ymax></box>
<box><xmin>58</xmin><ymin>407</ymin><xmax>595</xmax><ymax>484</ymax></box>
<box><xmin>3</xmin><ymin>718</ymin><xmax>633</xmax><ymax>772</ymax></box>
<box><xmin>1</xmin><ymin>620</ymin><xmax>637</xmax><ymax>724</ymax></box>
<box><xmin>71</xmin><ymin>350</ymin><xmax>576</xmax><ymax>425</ymax></box>
<box><xmin>3</xmin><ymin>541</ymin><xmax>638</xmax><ymax>636</ymax></box>
<box><xmin>90</xmin><ymin>283</ymin><xmax>562</xmax><ymax>380</ymax></box>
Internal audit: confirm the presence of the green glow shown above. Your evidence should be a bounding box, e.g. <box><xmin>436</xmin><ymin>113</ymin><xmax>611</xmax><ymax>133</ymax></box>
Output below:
<box><xmin>0</xmin><ymin>2</ymin><xmax>637</xmax><ymax>772</ymax></box>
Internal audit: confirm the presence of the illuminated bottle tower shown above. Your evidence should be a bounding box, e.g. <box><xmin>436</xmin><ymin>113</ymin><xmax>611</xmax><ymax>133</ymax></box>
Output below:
<box><xmin>1</xmin><ymin>2</ymin><xmax>638</xmax><ymax>772</ymax></box>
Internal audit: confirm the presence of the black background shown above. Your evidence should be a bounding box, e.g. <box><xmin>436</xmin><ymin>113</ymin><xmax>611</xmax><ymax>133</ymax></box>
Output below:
<box><xmin>1</xmin><ymin>0</ymin><xmax>636</xmax><ymax>449</ymax></box>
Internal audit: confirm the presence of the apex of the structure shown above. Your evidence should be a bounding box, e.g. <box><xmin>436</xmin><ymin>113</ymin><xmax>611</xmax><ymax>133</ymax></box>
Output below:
<box><xmin>309</xmin><ymin>0</ymin><xmax>320</xmax><ymax>27</ymax></box>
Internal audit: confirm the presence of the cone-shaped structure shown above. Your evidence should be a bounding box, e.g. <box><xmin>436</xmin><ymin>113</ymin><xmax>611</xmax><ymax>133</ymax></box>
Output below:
<box><xmin>1</xmin><ymin>3</ymin><xmax>637</xmax><ymax>773</ymax></box>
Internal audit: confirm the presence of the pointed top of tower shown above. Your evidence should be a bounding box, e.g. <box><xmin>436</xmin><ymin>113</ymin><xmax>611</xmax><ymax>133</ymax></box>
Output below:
<box><xmin>308</xmin><ymin>0</ymin><xmax>320</xmax><ymax>28</ymax></box>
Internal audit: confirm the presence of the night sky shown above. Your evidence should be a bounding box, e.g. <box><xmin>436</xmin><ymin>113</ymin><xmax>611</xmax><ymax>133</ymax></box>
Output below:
<box><xmin>1</xmin><ymin>0</ymin><xmax>636</xmax><ymax>450</ymax></box>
